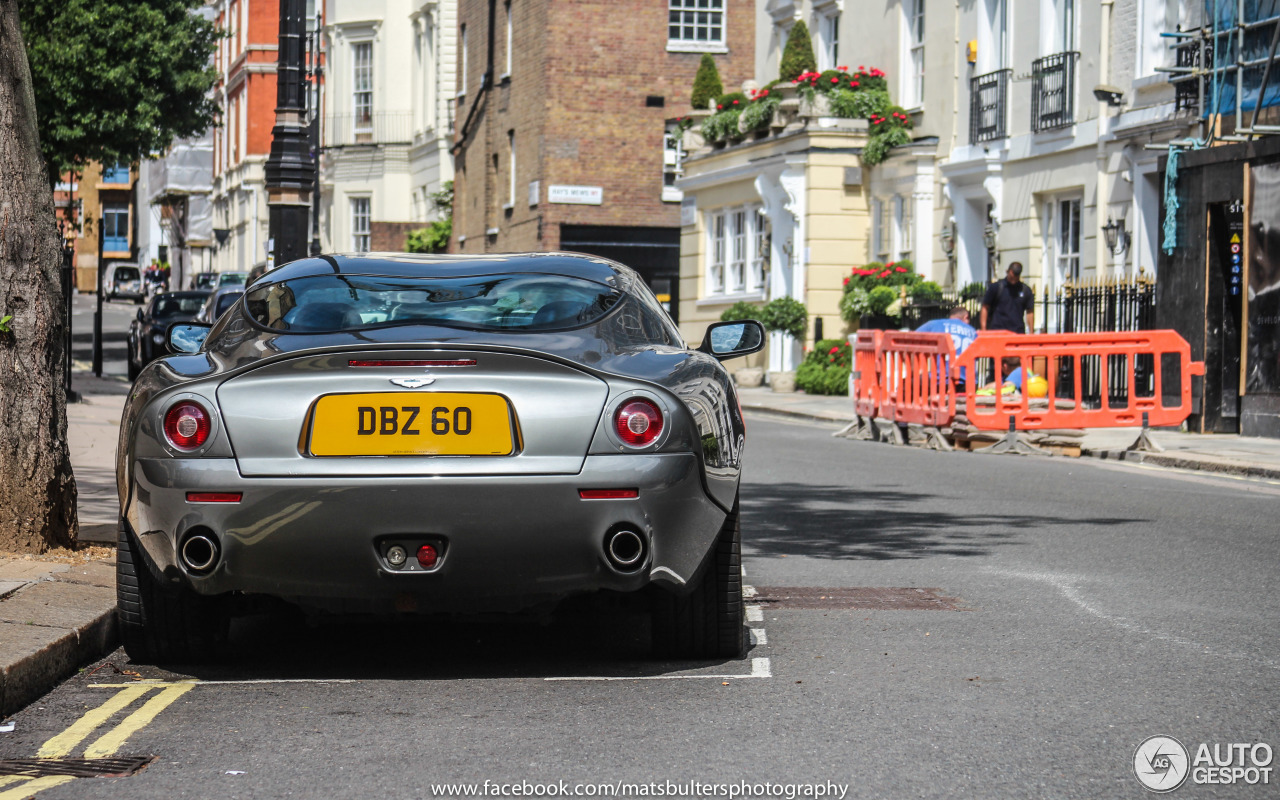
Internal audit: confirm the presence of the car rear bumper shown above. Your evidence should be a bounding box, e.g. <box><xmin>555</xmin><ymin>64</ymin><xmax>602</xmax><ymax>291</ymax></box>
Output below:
<box><xmin>127</xmin><ymin>453</ymin><xmax>725</xmax><ymax>612</ymax></box>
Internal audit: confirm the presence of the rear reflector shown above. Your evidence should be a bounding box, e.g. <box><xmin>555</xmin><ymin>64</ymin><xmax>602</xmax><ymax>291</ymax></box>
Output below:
<box><xmin>186</xmin><ymin>492</ymin><xmax>242</xmax><ymax>503</ymax></box>
<box><xmin>348</xmin><ymin>359</ymin><xmax>477</xmax><ymax>367</ymax></box>
<box><xmin>579</xmin><ymin>488</ymin><xmax>640</xmax><ymax>500</ymax></box>
<box><xmin>417</xmin><ymin>544</ymin><xmax>439</xmax><ymax>569</ymax></box>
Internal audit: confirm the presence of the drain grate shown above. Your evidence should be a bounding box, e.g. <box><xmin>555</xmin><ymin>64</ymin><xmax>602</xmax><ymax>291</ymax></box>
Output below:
<box><xmin>753</xmin><ymin>587</ymin><xmax>962</xmax><ymax>611</ymax></box>
<box><xmin>0</xmin><ymin>756</ymin><xmax>157</xmax><ymax>778</ymax></box>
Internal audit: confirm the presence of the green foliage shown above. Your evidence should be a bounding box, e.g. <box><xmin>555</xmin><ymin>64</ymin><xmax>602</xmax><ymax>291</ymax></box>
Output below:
<box><xmin>839</xmin><ymin>288</ymin><xmax>870</xmax><ymax>323</ymax></box>
<box><xmin>862</xmin><ymin>126</ymin><xmax>912</xmax><ymax>166</ymax></box>
<box><xmin>715</xmin><ymin>92</ymin><xmax>748</xmax><ymax>111</ymax></box>
<box><xmin>962</xmin><ymin>281</ymin><xmax>987</xmax><ymax>300</ymax></box>
<box><xmin>719</xmin><ymin>301</ymin><xmax>763</xmax><ymax>323</ymax></box>
<box><xmin>760</xmin><ymin>296</ymin><xmax>808</xmax><ymax>341</ymax></box>
<box><xmin>405</xmin><ymin>219</ymin><xmax>452</xmax><ymax>254</ymax></box>
<box><xmin>0</xmin><ymin>315</ymin><xmax>12</xmax><ymax>334</ymax></box>
<box><xmin>778</xmin><ymin>20</ymin><xmax>817</xmax><ymax>82</ymax></box>
<box><xmin>796</xmin><ymin>339</ymin><xmax>851</xmax><ymax>395</ymax></box>
<box><xmin>829</xmin><ymin>88</ymin><xmax>890</xmax><ymax>119</ymax></box>
<box><xmin>867</xmin><ymin>286</ymin><xmax>898</xmax><ymax>316</ymax></box>
<box><xmin>739</xmin><ymin>95</ymin><xmax>780</xmax><ymax>132</ymax></box>
<box><xmin>691</xmin><ymin>54</ymin><xmax>724</xmax><ymax>111</ymax></box>
<box><xmin>21</xmin><ymin>0</ymin><xmax>222</xmax><ymax>180</ymax></box>
<box><xmin>909</xmin><ymin>281</ymin><xmax>944</xmax><ymax>302</ymax></box>
<box><xmin>428</xmin><ymin>180</ymin><xmax>454</xmax><ymax>218</ymax></box>
<box><xmin>700</xmin><ymin>109</ymin><xmax>742</xmax><ymax>142</ymax></box>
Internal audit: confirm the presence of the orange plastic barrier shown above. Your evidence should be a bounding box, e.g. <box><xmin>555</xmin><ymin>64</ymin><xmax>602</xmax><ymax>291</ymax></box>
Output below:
<box><xmin>878</xmin><ymin>332</ymin><xmax>956</xmax><ymax>427</ymax></box>
<box><xmin>849</xmin><ymin>330</ymin><xmax>881</xmax><ymax>419</ymax></box>
<box><xmin>955</xmin><ymin>331</ymin><xmax>1206</xmax><ymax>431</ymax></box>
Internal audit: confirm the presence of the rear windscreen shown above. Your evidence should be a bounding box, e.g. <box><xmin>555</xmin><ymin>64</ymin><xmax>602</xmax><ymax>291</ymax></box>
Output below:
<box><xmin>245</xmin><ymin>273</ymin><xmax>623</xmax><ymax>333</ymax></box>
<box><xmin>114</xmin><ymin>267</ymin><xmax>139</xmax><ymax>282</ymax></box>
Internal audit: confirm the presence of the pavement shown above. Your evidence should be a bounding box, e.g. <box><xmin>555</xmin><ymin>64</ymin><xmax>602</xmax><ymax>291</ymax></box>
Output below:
<box><xmin>2</xmin><ymin>372</ymin><xmax>1279</xmax><ymax>719</ymax></box>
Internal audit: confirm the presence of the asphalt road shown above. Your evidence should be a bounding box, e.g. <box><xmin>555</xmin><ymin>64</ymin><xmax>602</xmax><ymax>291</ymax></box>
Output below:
<box><xmin>70</xmin><ymin>292</ymin><xmax>140</xmax><ymax>380</ymax></box>
<box><xmin>4</xmin><ymin>416</ymin><xmax>1278</xmax><ymax>799</ymax></box>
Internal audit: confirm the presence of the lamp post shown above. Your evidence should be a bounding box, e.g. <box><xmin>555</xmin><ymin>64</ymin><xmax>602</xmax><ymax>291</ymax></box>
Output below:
<box><xmin>265</xmin><ymin>0</ymin><xmax>314</xmax><ymax>270</ymax></box>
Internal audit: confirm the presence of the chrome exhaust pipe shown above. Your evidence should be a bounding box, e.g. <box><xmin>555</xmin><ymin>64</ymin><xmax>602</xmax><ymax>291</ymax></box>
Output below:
<box><xmin>180</xmin><ymin>533</ymin><xmax>219</xmax><ymax>573</ymax></box>
<box><xmin>606</xmin><ymin>529</ymin><xmax>645</xmax><ymax>571</ymax></box>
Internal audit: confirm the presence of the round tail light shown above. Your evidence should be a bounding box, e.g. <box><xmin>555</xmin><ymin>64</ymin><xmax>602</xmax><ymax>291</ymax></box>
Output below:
<box><xmin>614</xmin><ymin>398</ymin><xmax>663</xmax><ymax>447</ymax></box>
<box><xmin>417</xmin><ymin>544</ymin><xmax>439</xmax><ymax>569</ymax></box>
<box><xmin>163</xmin><ymin>401</ymin><xmax>212</xmax><ymax>450</ymax></box>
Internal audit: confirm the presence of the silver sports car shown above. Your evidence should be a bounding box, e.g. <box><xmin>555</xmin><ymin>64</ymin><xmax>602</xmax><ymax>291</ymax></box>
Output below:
<box><xmin>116</xmin><ymin>253</ymin><xmax>765</xmax><ymax>663</ymax></box>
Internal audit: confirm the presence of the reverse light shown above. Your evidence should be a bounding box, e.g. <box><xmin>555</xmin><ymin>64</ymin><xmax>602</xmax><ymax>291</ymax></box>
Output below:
<box><xmin>614</xmin><ymin>399</ymin><xmax>663</xmax><ymax>447</ymax></box>
<box><xmin>579</xmin><ymin>489</ymin><xmax>640</xmax><ymax>500</ymax></box>
<box><xmin>417</xmin><ymin>544</ymin><xmax>439</xmax><ymax>569</ymax></box>
<box><xmin>386</xmin><ymin>545</ymin><xmax>408</xmax><ymax>567</ymax></box>
<box><xmin>164</xmin><ymin>401</ymin><xmax>212</xmax><ymax>450</ymax></box>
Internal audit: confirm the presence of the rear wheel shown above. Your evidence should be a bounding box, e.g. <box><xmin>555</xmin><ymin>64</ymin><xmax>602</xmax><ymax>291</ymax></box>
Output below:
<box><xmin>116</xmin><ymin>519</ymin><xmax>228</xmax><ymax>664</ymax></box>
<box><xmin>651</xmin><ymin>497</ymin><xmax>745</xmax><ymax>660</ymax></box>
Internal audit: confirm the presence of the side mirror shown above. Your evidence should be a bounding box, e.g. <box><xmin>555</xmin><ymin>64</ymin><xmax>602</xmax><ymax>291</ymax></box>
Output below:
<box><xmin>167</xmin><ymin>323</ymin><xmax>212</xmax><ymax>354</ymax></box>
<box><xmin>136</xmin><ymin>309</ymin><xmax>144</xmax><ymax>321</ymax></box>
<box><xmin>697</xmin><ymin>320</ymin><xmax>766</xmax><ymax>360</ymax></box>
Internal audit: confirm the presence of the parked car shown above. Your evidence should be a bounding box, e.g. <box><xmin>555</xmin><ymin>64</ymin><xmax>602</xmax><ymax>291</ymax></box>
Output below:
<box><xmin>193</xmin><ymin>287</ymin><xmax>245</xmax><ymax>324</ymax></box>
<box><xmin>216</xmin><ymin>271</ymin><xmax>247</xmax><ymax>288</ymax></box>
<box><xmin>117</xmin><ymin>252</ymin><xmax>764</xmax><ymax>662</ymax></box>
<box><xmin>191</xmin><ymin>272</ymin><xmax>217</xmax><ymax>291</ymax></box>
<box><xmin>104</xmin><ymin>263</ymin><xmax>144</xmax><ymax>303</ymax></box>
<box><xmin>126</xmin><ymin>291</ymin><xmax>211</xmax><ymax>380</ymax></box>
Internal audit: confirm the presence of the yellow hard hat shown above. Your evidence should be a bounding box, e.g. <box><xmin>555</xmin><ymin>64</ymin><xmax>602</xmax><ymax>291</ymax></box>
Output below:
<box><xmin>1027</xmin><ymin>375</ymin><xmax>1049</xmax><ymax>398</ymax></box>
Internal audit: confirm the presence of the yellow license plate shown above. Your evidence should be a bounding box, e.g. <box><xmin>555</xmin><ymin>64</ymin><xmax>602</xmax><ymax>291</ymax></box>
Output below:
<box><xmin>308</xmin><ymin>393</ymin><xmax>515</xmax><ymax>457</ymax></box>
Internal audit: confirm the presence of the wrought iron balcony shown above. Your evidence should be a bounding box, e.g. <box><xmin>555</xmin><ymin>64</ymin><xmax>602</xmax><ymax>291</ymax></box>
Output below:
<box><xmin>1172</xmin><ymin>31</ymin><xmax>1212</xmax><ymax>114</ymax></box>
<box><xmin>970</xmin><ymin>69</ymin><xmax>1011</xmax><ymax>143</ymax></box>
<box><xmin>322</xmin><ymin>112</ymin><xmax>413</xmax><ymax>148</ymax></box>
<box><xmin>1031</xmin><ymin>52</ymin><xmax>1078</xmax><ymax>132</ymax></box>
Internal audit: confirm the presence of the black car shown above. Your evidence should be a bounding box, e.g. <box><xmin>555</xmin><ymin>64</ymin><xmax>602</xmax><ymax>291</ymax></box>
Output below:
<box><xmin>127</xmin><ymin>291</ymin><xmax>211</xmax><ymax>380</ymax></box>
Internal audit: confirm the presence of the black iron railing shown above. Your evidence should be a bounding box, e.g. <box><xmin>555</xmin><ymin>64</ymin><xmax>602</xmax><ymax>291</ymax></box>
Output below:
<box><xmin>1173</xmin><ymin>31</ymin><xmax>1211</xmax><ymax>114</ymax></box>
<box><xmin>970</xmin><ymin>69</ymin><xmax>1011</xmax><ymax>143</ymax></box>
<box><xmin>1031</xmin><ymin>52</ymin><xmax>1078</xmax><ymax>131</ymax></box>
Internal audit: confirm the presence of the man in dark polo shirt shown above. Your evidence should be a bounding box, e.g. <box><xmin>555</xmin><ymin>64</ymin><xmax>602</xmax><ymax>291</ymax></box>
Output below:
<box><xmin>980</xmin><ymin>262</ymin><xmax>1035</xmax><ymax>333</ymax></box>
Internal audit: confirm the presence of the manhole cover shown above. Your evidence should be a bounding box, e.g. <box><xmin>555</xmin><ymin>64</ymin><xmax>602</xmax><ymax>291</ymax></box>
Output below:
<box><xmin>0</xmin><ymin>756</ymin><xmax>156</xmax><ymax>778</ymax></box>
<box><xmin>753</xmin><ymin>587</ymin><xmax>962</xmax><ymax>611</ymax></box>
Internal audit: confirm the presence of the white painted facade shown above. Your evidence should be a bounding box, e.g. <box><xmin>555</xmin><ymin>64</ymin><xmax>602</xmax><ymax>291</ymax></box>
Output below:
<box><xmin>320</xmin><ymin>0</ymin><xmax>456</xmax><ymax>253</ymax></box>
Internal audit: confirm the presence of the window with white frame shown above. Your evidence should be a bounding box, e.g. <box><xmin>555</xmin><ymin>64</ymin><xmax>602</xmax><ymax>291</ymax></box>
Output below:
<box><xmin>668</xmin><ymin>0</ymin><xmax>725</xmax><ymax>48</ymax></box>
<box><xmin>708</xmin><ymin>212</ymin><xmax>726</xmax><ymax>294</ymax></box>
<box><xmin>662</xmin><ymin>122</ymin><xmax>684</xmax><ymax>202</ymax></box>
<box><xmin>706</xmin><ymin>206</ymin><xmax>767</xmax><ymax>297</ymax></box>
<box><xmin>507</xmin><ymin>130</ymin><xmax>516</xmax><ymax>208</ymax></box>
<box><xmin>904</xmin><ymin>0</ymin><xmax>925</xmax><ymax>108</ymax></box>
<box><xmin>816</xmin><ymin>9</ymin><xmax>840</xmax><ymax>71</ymax></box>
<box><xmin>1054</xmin><ymin>197</ymin><xmax>1081</xmax><ymax>282</ymax></box>
<box><xmin>351</xmin><ymin>197</ymin><xmax>371</xmax><ymax>252</ymax></box>
<box><xmin>897</xmin><ymin>195</ymin><xmax>914</xmax><ymax>262</ymax></box>
<box><xmin>352</xmin><ymin>42</ymin><xmax>373</xmax><ymax>133</ymax></box>
<box><xmin>872</xmin><ymin>198</ymin><xmax>892</xmax><ymax>261</ymax></box>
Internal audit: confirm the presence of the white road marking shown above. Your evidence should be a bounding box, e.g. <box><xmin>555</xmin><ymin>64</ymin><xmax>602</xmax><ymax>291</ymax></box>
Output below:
<box><xmin>749</xmin><ymin>628</ymin><xmax>767</xmax><ymax>646</ymax></box>
<box><xmin>986</xmin><ymin>567</ymin><xmax>1280</xmax><ymax>671</ymax></box>
<box><xmin>743</xmin><ymin>585</ymin><xmax>758</xmax><ymax>598</ymax></box>
<box><xmin>746</xmin><ymin>604</ymin><xmax>764</xmax><ymax>622</ymax></box>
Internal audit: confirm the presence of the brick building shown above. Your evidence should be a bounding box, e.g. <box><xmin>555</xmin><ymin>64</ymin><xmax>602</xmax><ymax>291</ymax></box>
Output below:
<box><xmin>452</xmin><ymin>0</ymin><xmax>754</xmax><ymax>320</ymax></box>
<box><xmin>210</xmin><ymin>0</ymin><xmax>284</xmax><ymax>275</ymax></box>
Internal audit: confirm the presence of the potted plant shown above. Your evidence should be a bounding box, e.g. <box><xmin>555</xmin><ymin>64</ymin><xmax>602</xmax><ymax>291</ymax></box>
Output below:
<box><xmin>759</xmin><ymin>296</ymin><xmax>808</xmax><ymax>392</ymax></box>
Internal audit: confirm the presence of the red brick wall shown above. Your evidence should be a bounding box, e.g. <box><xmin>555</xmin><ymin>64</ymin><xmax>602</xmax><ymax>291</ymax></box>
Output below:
<box><xmin>453</xmin><ymin>0</ymin><xmax>754</xmax><ymax>254</ymax></box>
<box><xmin>371</xmin><ymin>221</ymin><xmax>422</xmax><ymax>253</ymax></box>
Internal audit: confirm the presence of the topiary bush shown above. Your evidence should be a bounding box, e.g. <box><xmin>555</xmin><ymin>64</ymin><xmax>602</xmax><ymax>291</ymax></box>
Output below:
<box><xmin>720</xmin><ymin>301</ymin><xmax>763</xmax><ymax>322</ymax></box>
<box><xmin>691</xmin><ymin>54</ymin><xmax>723</xmax><ymax>111</ymax></box>
<box><xmin>760</xmin><ymin>296</ymin><xmax>808</xmax><ymax>342</ymax></box>
<box><xmin>779</xmin><ymin>20</ymin><xmax>817</xmax><ymax>82</ymax></box>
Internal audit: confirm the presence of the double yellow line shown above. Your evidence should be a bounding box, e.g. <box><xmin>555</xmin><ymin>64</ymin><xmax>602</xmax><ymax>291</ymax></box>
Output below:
<box><xmin>0</xmin><ymin>682</ymin><xmax>194</xmax><ymax>799</ymax></box>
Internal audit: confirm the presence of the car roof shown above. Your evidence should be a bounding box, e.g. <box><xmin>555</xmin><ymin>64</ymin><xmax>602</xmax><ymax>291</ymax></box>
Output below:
<box><xmin>255</xmin><ymin>252</ymin><xmax>626</xmax><ymax>288</ymax></box>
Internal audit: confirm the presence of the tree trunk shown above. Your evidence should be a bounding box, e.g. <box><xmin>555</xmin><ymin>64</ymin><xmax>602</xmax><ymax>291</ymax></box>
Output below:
<box><xmin>0</xmin><ymin>0</ymin><xmax>76</xmax><ymax>552</ymax></box>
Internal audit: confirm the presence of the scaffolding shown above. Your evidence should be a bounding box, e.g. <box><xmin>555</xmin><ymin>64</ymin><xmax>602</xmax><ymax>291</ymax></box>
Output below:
<box><xmin>1162</xmin><ymin>0</ymin><xmax>1280</xmax><ymax>140</ymax></box>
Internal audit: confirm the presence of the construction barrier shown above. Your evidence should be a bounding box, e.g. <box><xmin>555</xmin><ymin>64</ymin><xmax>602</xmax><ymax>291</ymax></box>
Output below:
<box><xmin>849</xmin><ymin>330</ymin><xmax>881</xmax><ymax>421</ymax></box>
<box><xmin>955</xmin><ymin>330</ymin><xmax>1206</xmax><ymax>431</ymax></box>
<box><xmin>878</xmin><ymin>332</ymin><xmax>957</xmax><ymax>427</ymax></box>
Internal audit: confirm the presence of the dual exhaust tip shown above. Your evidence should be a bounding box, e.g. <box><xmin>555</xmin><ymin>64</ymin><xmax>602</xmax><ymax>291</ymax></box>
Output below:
<box><xmin>605</xmin><ymin>528</ymin><xmax>646</xmax><ymax>572</ymax></box>
<box><xmin>180</xmin><ymin>532</ymin><xmax>220</xmax><ymax>574</ymax></box>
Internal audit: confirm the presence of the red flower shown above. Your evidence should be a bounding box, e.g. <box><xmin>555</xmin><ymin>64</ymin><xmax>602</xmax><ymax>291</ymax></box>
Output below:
<box><xmin>895</xmin><ymin>266</ymin><xmax>908</xmax><ymax>273</ymax></box>
<box><xmin>879</xmin><ymin>270</ymin><xmax>891</xmax><ymax>278</ymax></box>
<box><xmin>851</xmin><ymin>81</ymin><xmax>859</xmax><ymax>87</ymax></box>
<box><xmin>732</xmin><ymin>99</ymin><xmax>739</xmax><ymax>105</ymax></box>
<box><xmin>717</xmin><ymin>104</ymin><xmax>723</xmax><ymax>110</ymax></box>
<box><xmin>831</xmin><ymin>77</ymin><xmax>839</xmax><ymax>83</ymax></box>
<box><xmin>886</xmin><ymin>261</ymin><xmax>895</xmax><ymax>267</ymax></box>
<box><xmin>829</xmin><ymin>346</ymin><xmax>839</xmax><ymax>354</ymax></box>
<box><xmin>838</xmin><ymin>66</ymin><xmax>848</xmax><ymax>71</ymax></box>
<box><xmin>843</xmin><ymin>277</ymin><xmax>850</xmax><ymax>285</ymax></box>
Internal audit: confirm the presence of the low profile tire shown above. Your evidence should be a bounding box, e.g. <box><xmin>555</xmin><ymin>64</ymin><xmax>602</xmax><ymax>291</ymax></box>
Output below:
<box><xmin>651</xmin><ymin>497</ymin><xmax>745</xmax><ymax>660</ymax></box>
<box><xmin>116</xmin><ymin>519</ymin><xmax>228</xmax><ymax>664</ymax></box>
